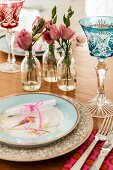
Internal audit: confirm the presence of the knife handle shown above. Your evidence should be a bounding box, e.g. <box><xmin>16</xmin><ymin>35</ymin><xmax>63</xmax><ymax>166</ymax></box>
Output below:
<box><xmin>90</xmin><ymin>149</ymin><xmax>110</xmax><ymax>170</ymax></box>
<box><xmin>71</xmin><ymin>139</ymin><xmax>97</xmax><ymax>170</ymax></box>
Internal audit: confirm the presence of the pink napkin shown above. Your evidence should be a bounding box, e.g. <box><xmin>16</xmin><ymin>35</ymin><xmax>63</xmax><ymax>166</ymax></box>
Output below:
<box><xmin>62</xmin><ymin>130</ymin><xmax>113</xmax><ymax>170</ymax></box>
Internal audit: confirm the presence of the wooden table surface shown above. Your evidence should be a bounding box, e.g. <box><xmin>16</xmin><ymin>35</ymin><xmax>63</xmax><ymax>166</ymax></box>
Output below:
<box><xmin>0</xmin><ymin>47</ymin><xmax>113</xmax><ymax>170</ymax></box>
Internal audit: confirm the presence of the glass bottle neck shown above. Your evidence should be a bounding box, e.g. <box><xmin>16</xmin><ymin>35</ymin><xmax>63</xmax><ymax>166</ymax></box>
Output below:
<box><xmin>25</xmin><ymin>51</ymin><xmax>35</xmax><ymax>58</ymax></box>
<box><xmin>48</xmin><ymin>43</ymin><xmax>56</xmax><ymax>54</ymax></box>
<box><xmin>62</xmin><ymin>48</ymin><xmax>72</xmax><ymax>58</ymax></box>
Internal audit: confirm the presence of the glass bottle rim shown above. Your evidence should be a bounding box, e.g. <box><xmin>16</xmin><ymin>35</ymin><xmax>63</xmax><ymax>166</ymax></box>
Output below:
<box><xmin>25</xmin><ymin>50</ymin><xmax>35</xmax><ymax>56</ymax></box>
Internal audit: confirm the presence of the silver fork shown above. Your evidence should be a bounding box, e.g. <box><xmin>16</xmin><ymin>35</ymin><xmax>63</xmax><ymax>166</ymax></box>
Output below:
<box><xmin>90</xmin><ymin>120</ymin><xmax>113</xmax><ymax>170</ymax></box>
<box><xmin>71</xmin><ymin>116</ymin><xmax>112</xmax><ymax>170</ymax></box>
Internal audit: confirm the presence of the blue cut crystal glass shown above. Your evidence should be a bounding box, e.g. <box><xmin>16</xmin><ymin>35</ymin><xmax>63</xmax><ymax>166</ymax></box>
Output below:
<box><xmin>80</xmin><ymin>16</ymin><xmax>113</xmax><ymax>59</ymax></box>
<box><xmin>79</xmin><ymin>16</ymin><xmax>113</xmax><ymax>118</ymax></box>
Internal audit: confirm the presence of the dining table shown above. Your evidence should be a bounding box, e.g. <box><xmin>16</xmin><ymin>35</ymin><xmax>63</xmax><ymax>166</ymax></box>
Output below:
<box><xmin>0</xmin><ymin>45</ymin><xmax>113</xmax><ymax>170</ymax></box>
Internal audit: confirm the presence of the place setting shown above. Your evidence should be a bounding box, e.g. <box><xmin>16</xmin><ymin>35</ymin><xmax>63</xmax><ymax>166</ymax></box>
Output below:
<box><xmin>1</xmin><ymin>0</ymin><xmax>113</xmax><ymax>170</ymax></box>
<box><xmin>0</xmin><ymin>92</ymin><xmax>93</xmax><ymax>161</ymax></box>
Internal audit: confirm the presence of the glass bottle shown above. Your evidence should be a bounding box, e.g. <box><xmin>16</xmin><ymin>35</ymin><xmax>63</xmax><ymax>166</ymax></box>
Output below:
<box><xmin>21</xmin><ymin>51</ymin><xmax>41</xmax><ymax>91</ymax></box>
<box><xmin>57</xmin><ymin>49</ymin><xmax>77</xmax><ymax>91</ymax></box>
<box><xmin>43</xmin><ymin>44</ymin><xmax>60</xmax><ymax>82</ymax></box>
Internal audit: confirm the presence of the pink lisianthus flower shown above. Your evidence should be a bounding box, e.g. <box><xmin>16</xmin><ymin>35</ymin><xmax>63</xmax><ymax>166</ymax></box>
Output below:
<box><xmin>42</xmin><ymin>24</ymin><xmax>60</xmax><ymax>44</ymax></box>
<box><xmin>45</xmin><ymin>20</ymin><xmax>51</xmax><ymax>29</ymax></box>
<box><xmin>32</xmin><ymin>16</ymin><xmax>45</xmax><ymax>33</ymax></box>
<box><xmin>42</xmin><ymin>30</ymin><xmax>54</xmax><ymax>44</ymax></box>
<box><xmin>59</xmin><ymin>24</ymin><xmax>75</xmax><ymax>40</ymax></box>
<box><xmin>49</xmin><ymin>24</ymin><xmax>60</xmax><ymax>40</ymax></box>
<box><xmin>16</xmin><ymin>29</ymin><xmax>32</xmax><ymax>51</ymax></box>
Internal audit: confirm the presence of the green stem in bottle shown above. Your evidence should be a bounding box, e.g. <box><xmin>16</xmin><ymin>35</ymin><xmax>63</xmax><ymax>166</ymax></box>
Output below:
<box><xmin>26</xmin><ymin>50</ymin><xmax>35</xmax><ymax>83</ymax></box>
<box><xmin>64</xmin><ymin>45</ymin><xmax>71</xmax><ymax>87</ymax></box>
<box><xmin>49</xmin><ymin>43</ymin><xmax>57</xmax><ymax>80</ymax></box>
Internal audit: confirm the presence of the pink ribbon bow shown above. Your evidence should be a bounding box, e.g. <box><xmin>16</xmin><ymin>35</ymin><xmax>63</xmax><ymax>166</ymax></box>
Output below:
<box><xmin>23</xmin><ymin>99</ymin><xmax>43</xmax><ymax>130</ymax></box>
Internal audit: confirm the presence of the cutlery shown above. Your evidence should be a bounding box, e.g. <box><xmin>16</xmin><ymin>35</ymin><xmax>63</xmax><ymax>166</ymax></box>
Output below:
<box><xmin>71</xmin><ymin>117</ymin><xmax>112</xmax><ymax>170</ymax></box>
<box><xmin>90</xmin><ymin>124</ymin><xmax>113</xmax><ymax>170</ymax></box>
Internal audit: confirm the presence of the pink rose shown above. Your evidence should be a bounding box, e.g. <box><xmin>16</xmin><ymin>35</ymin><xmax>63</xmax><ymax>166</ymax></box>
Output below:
<box><xmin>16</xmin><ymin>29</ymin><xmax>32</xmax><ymax>51</ymax></box>
<box><xmin>49</xmin><ymin>24</ymin><xmax>60</xmax><ymax>40</ymax></box>
<box><xmin>42</xmin><ymin>30</ymin><xmax>54</xmax><ymax>44</ymax></box>
<box><xmin>32</xmin><ymin>16</ymin><xmax>45</xmax><ymax>33</ymax></box>
<box><xmin>59</xmin><ymin>24</ymin><xmax>75</xmax><ymax>40</ymax></box>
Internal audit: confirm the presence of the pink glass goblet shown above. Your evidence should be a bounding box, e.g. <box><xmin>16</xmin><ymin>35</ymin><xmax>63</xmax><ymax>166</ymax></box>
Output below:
<box><xmin>0</xmin><ymin>0</ymin><xmax>24</xmax><ymax>73</ymax></box>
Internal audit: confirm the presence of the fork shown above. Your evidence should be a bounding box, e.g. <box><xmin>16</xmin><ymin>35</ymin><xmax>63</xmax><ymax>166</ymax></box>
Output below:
<box><xmin>71</xmin><ymin>116</ymin><xmax>112</xmax><ymax>170</ymax></box>
<box><xmin>90</xmin><ymin>121</ymin><xmax>113</xmax><ymax>170</ymax></box>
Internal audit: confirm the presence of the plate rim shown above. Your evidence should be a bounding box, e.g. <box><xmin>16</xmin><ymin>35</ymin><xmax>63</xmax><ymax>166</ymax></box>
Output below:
<box><xmin>0</xmin><ymin>92</ymin><xmax>80</xmax><ymax>147</ymax></box>
<box><xmin>0</xmin><ymin>96</ymin><xmax>93</xmax><ymax>162</ymax></box>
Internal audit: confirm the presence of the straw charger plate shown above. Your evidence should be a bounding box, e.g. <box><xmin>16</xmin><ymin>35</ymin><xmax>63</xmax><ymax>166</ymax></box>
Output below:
<box><xmin>0</xmin><ymin>96</ymin><xmax>93</xmax><ymax>162</ymax></box>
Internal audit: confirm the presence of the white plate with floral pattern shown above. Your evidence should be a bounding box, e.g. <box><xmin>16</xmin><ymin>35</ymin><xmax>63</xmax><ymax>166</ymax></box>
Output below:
<box><xmin>0</xmin><ymin>93</ymin><xmax>80</xmax><ymax>147</ymax></box>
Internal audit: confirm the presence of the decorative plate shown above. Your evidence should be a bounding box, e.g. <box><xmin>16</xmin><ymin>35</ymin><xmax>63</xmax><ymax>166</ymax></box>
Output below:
<box><xmin>0</xmin><ymin>93</ymin><xmax>80</xmax><ymax>147</ymax></box>
<box><xmin>0</xmin><ymin>96</ymin><xmax>93</xmax><ymax>162</ymax></box>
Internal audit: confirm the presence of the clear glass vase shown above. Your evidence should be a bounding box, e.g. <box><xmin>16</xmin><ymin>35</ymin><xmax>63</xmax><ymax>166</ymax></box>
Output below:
<box><xmin>21</xmin><ymin>51</ymin><xmax>41</xmax><ymax>91</ymax></box>
<box><xmin>43</xmin><ymin>44</ymin><xmax>60</xmax><ymax>82</ymax></box>
<box><xmin>57</xmin><ymin>50</ymin><xmax>77</xmax><ymax>91</ymax></box>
